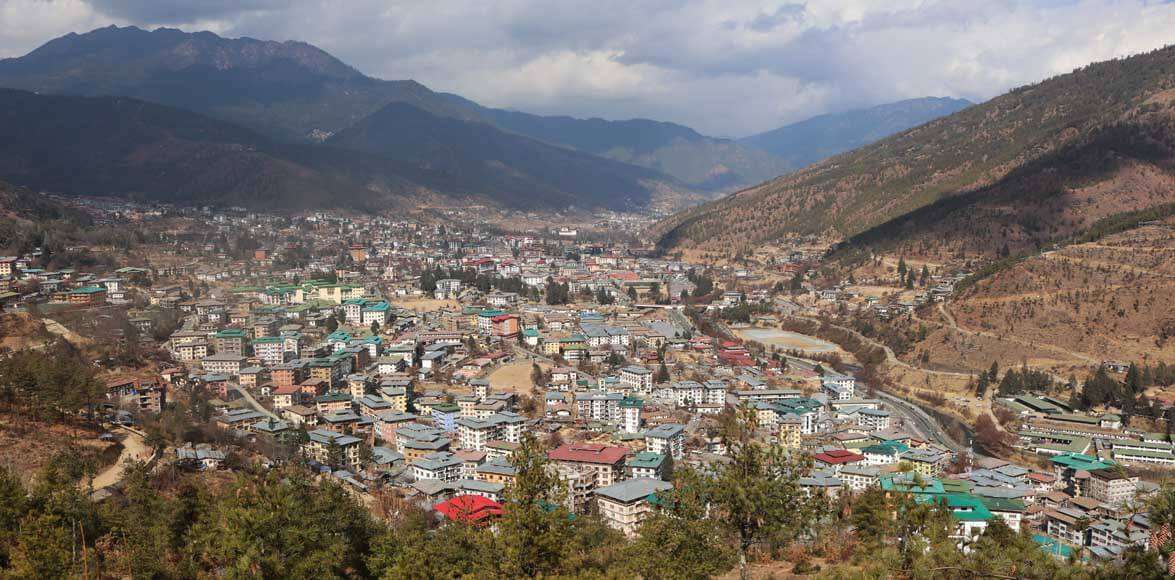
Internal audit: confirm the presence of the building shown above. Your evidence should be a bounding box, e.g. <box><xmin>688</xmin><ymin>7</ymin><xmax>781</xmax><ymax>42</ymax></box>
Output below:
<box><xmin>302</xmin><ymin>429</ymin><xmax>362</xmax><ymax>470</ymax></box>
<box><xmin>214</xmin><ymin>328</ymin><xmax>248</xmax><ymax>356</ymax></box>
<box><xmin>1086</xmin><ymin>468</ymin><xmax>1139</xmax><ymax>508</ymax></box>
<box><xmin>594</xmin><ymin>478</ymin><xmax>673</xmax><ymax>537</ymax></box>
<box><xmin>413</xmin><ymin>452</ymin><xmax>464</xmax><ymax>482</ymax></box>
<box><xmin>575</xmin><ymin>391</ymin><xmax>622</xmax><ymax>424</ymax></box>
<box><xmin>201</xmin><ymin>353</ymin><xmax>247</xmax><ymax>376</ymax></box>
<box><xmin>619</xmin><ymin>397</ymin><xmax>643</xmax><ymax>433</ymax></box>
<box><xmin>434</xmin><ymin>495</ymin><xmax>503</xmax><ymax>526</ymax></box>
<box><xmin>548</xmin><ymin>443</ymin><xmax>628</xmax><ymax>488</ymax></box>
<box><xmin>644</xmin><ymin>423</ymin><xmax>685</xmax><ymax>460</ymax></box>
<box><xmin>821</xmin><ymin>372</ymin><xmax>856</xmax><ymax>401</ymax></box>
<box><xmin>432</xmin><ymin>403</ymin><xmax>461</xmax><ymax>433</ymax></box>
<box><xmin>252</xmin><ymin>336</ymin><xmax>285</xmax><ymax>366</ymax></box>
<box><xmin>620</xmin><ymin>366</ymin><xmax>654</xmax><ymax>394</ymax></box>
<box><xmin>856</xmin><ymin>408</ymin><xmax>891</xmax><ymax>432</ymax></box>
<box><xmin>626</xmin><ymin>452</ymin><xmax>666</xmax><ymax>480</ymax></box>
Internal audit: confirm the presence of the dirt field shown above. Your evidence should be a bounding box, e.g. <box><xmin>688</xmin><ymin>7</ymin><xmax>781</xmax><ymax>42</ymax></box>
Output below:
<box><xmin>735</xmin><ymin>326</ymin><xmax>846</xmax><ymax>355</ymax></box>
<box><xmin>487</xmin><ymin>360</ymin><xmax>550</xmax><ymax>394</ymax></box>
<box><xmin>394</xmin><ymin>297</ymin><xmax>460</xmax><ymax>313</ymax></box>
<box><xmin>0</xmin><ymin>415</ymin><xmax>118</xmax><ymax>485</ymax></box>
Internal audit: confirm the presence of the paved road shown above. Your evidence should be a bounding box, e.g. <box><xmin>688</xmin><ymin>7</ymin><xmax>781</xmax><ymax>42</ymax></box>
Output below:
<box><xmin>229</xmin><ymin>385</ymin><xmax>280</xmax><ymax>421</ymax></box>
<box><xmin>872</xmin><ymin>388</ymin><xmax>980</xmax><ymax>456</ymax></box>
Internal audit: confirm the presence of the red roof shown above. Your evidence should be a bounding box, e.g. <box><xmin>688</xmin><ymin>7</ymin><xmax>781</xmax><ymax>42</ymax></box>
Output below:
<box><xmin>434</xmin><ymin>495</ymin><xmax>503</xmax><ymax>524</ymax></box>
<box><xmin>548</xmin><ymin>443</ymin><xmax>627</xmax><ymax>465</ymax></box>
<box><xmin>814</xmin><ymin>449</ymin><xmax>865</xmax><ymax>465</ymax></box>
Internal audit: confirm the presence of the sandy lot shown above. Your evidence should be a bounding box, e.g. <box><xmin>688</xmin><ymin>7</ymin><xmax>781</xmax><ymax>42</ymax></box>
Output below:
<box><xmin>394</xmin><ymin>297</ymin><xmax>460</xmax><ymax>313</ymax></box>
<box><xmin>487</xmin><ymin>360</ymin><xmax>550</xmax><ymax>394</ymax></box>
<box><xmin>735</xmin><ymin>327</ymin><xmax>847</xmax><ymax>355</ymax></box>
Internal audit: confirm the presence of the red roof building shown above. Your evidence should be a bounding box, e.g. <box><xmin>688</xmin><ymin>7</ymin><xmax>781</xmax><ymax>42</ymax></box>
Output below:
<box><xmin>814</xmin><ymin>449</ymin><xmax>866</xmax><ymax>466</ymax></box>
<box><xmin>434</xmin><ymin>495</ymin><xmax>504</xmax><ymax>525</ymax></box>
<box><xmin>547</xmin><ymin>443</ymin><xmax>628</xmax><ymax>488</ymax></box>
<box><xmin>548</xmin><ymin>443</ymin><xmax>628</xmax><ymax>465</ymax></box>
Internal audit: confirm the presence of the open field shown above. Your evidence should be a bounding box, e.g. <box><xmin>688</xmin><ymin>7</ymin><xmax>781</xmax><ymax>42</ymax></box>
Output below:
<box><xmin>393</xmin><ymin>296</ymin><xmax>460</xmax><ymax>313</ymax></box>
<box><xmin>734</xmin><ymin>327</ymin><xmax>844</xmax><ymax>354</ymax></box>
<box><xmin>487</xmin><ymin>360</ymin><xmax>550</xmax><ymax>394</ymax></box>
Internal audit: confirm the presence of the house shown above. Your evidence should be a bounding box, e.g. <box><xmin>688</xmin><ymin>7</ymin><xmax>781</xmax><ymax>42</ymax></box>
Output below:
<box><xmin>594</xmin><ymin>478</ymin><xmax>673</xmax><ymax>537</ymax></box>
<box><xmin>434</xmin><ymin>494</ymin><xmax>503</xmax><ymax>526</ymax></box>
<box><xmin>644</xmin><ymin>423</ymin><xmax>685</xmax><ymax>460</ymax></box>
<box><xmin>175</xmin><ymin>446</ymin><xmax>226</xmax><ymax>471</ymax></box>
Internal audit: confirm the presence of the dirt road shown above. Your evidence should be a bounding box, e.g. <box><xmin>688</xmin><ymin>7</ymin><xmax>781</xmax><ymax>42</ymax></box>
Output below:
<box><xmin>89</xmin><ymin>428</ymin><xmax>151</xmax><ymax>491</ymax></box>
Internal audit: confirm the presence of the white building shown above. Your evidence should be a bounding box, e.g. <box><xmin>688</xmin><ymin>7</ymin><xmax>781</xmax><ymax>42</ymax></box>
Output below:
<box><xmin>645</xmin><ymin>423</ymin><xmax>685</xmax><ymax>460</ymax></box>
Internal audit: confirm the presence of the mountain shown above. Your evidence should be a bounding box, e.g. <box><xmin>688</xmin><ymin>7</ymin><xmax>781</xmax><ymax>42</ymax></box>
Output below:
<box><xmin>739</xmin><ymin>97</ymin><xmax>972</xmax><ymax>169</ymax></box>
<box><xmin>327</xmin><ymin>102</ymin><xmax>682</xmax><ymax>210</ymax></box>
<box><xmin>0</xmin><ymin>88</ymin><xmax>400</xmax><ymax>209</ymax></box>
<box><xmin>0</xmin><ymin>88</ymin><xmax>685</xmax><ymax>212</ymax></box>
<box><xmin>0</xmin><ymin>27</ymin><xmax>697</xmax><ymax>212</ymax></box>
<box><xmin>446</xmin><ymin>97</ymin><xmax>792</xmax><ymax>189</ymax></box>
<box><xmin>0</xmin><ymin>25</ymin><xmax>479</xmax><ymax>142</ymax></box>
<box><xmin>655</xmin><ymin>47</ymin><xmax>1175</xmax><ymax>257</ymax></box>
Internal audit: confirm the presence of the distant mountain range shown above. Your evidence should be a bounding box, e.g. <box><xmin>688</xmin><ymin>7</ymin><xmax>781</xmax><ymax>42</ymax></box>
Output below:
<box><xmin>739</xmin><ymin>97</ymin><xmax>973</xmax><ymax>169</ymax></box>
<box><xmin>655</xmin><ymin>46</ymin><xmax>1175</xmax><ymax>259</ymax></box>
<box><xmin>0</xmin><ymin>25</ymin><xmax>968</xmax><ymax>211</ymax></box>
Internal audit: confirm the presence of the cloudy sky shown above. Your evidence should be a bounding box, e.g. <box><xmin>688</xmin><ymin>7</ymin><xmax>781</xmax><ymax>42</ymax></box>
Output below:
<box><xmin>1</xmin><ymin>0</ymin><xmax>1173</xmax><ymax>136</ymax></box>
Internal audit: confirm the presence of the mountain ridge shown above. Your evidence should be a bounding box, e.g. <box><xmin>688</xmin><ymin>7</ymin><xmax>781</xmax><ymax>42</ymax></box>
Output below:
<box><xmin>654</xmin><ymin>46</ymin><xmax>1175</xmax><ymax>257</ymax></box>
<box><xmin>739</xmin><ymin>97</ymin><xmax>973</xmax><ymax>169</ymax></box>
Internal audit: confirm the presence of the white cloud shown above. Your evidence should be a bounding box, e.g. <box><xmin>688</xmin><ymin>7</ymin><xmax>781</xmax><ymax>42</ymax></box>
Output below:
<box><xmin>0</xmin><ymin>0</ymin><xmax>1172</xmax><ymax>136</ymax></box>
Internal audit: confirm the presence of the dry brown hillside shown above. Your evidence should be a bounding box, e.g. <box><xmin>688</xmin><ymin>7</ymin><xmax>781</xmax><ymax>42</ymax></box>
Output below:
<box><xmin>655</xmin><ymin>45</ymin><xmax>1175</xmax><ymax>258</ymax></box>
<box><xmin>909</xmin><ymin>218</ymin><xmax>1175</xmax><ymax>374</ymax></box>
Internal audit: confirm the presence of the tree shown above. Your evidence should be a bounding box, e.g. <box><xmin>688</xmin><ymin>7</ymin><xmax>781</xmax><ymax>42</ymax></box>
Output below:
<box><xmin>919</xmin><ymin>265</ymin><xmax>930</xmax><ymax>286</ymax></box>
<box><xmin>324</xmin><ymin>316</ymin><xmax>339</xmax><ymax>333</ymax></box>
<box><xmin>789</xmin><ymin>271</ymin><xmax>804</xmax><ymax>293</ymax></box>
<box><xmin>627</xmin><ymin>286</ymin><xmax>638</xmax><ymax>301</ymax></box>
<box><xmin>625</xmin><ymin>469</ymin><xmax>734</xmax><ymax>579</ymax></box>
<box><xmin>708</xmin><ymin>405</ymin><xmax>819</xmax><ymax>580</ymax></box>
<box><xmin>655</xmin><ymin>362</ymin><xmax>671</xmax><ymax>384</ymax></box>
<box><xmin>897</xmin><ymin>257</ymin><xmax>907</xmax><ymax>279</ymax></box>
<box><xmin>493</xmin><ymin>434</ymin><xmax>574</xmax><ymax>577</ymax></box>
<box><xmin>370</xmin><ymin>320</ymin><xmax>380</xmax><ymax>335</ymax></box>
<box><xmin>188</xmin><ymin>470</ymin><xmax>377</xmax><ymax>577</ymax></box>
